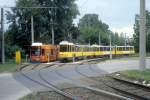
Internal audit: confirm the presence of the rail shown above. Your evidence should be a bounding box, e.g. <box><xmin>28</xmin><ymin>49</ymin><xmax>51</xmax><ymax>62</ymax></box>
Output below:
<box><xmin>18</xmin><ymin>63</ymin><xmax>81</xmax><ymax>100</ymax></box>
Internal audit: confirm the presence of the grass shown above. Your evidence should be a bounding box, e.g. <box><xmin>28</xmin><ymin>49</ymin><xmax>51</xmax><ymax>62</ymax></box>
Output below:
<box><xmin>0</xmin><ymin>59</ymin><xmax>18</xmax><ymax>73</ymax></box>
<box><xmin>147</xmin><ymin>53</ymin><xmax>150</xmax><ymax>57</ymax></box>
<box><xmin>19</xmin><ymin>94</ymin><xmax>36</xmax><ymax>100</ymax></box>
<box><xmin>131</xmin><ymin>53</ymin><xmax>150</xmax><ymax>57</ymax></box>
<box><xmin>120</xmin><ymin>69</ymin><xmax>150</xmax><ymax>81</ymax></box>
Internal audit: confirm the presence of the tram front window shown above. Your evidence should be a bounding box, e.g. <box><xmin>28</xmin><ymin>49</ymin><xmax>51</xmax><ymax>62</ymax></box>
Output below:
<box><xmin>31</xmin><ymin>47</ymin><xmax>41</xmax><ymax>56</ymax></box>
<box><xmin>60</xmin><ymin>45</ymin><xmax>68</xmax><ymax>52</ymax></box>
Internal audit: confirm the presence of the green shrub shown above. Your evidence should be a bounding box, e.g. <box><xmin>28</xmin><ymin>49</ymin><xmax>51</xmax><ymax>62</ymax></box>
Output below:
<box><xmin>5</xmin><ymin>45</ymin><xmax>25</xmax><ymax>60</ymax></box>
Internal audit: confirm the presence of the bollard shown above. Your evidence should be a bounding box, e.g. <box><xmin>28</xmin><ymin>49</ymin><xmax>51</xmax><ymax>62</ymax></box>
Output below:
<box><xmin>15</xmin><ymin>51</ymin><xmax>21</xmax><ymax>64</ymax></box>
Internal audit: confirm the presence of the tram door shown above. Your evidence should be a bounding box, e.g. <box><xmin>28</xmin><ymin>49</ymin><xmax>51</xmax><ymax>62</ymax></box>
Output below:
<box><xmin>45</xmin><ymin>45</ymin><xmax>57</xmax><ymax>62</ymax></box>
<box><xmin>30</xmin><ymin>46</ymin><xmax>41</xmax><ymax>62</ymax></box>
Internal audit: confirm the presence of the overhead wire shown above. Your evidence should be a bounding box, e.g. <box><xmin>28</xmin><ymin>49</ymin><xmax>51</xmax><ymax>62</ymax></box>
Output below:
<box><xmin>79</xmin><ymin>0</ymin><xmax>89</xmax><ymax>9</ymax></box>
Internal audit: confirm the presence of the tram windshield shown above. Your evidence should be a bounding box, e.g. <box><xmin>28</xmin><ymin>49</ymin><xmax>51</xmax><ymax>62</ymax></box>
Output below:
<box><xmin>31</xmin><ymin>46</ymin><xmax>41</xmax><ymax>56</ymax></box>
<box><xmin>60</xmin><ymin>45</ymin><xmax>68</xmax><ymax>52</ymax></box>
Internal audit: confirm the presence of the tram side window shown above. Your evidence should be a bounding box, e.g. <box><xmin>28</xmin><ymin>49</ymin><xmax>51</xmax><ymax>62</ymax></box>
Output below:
<box><xmin>103</xmin><ymin>47</ymin><xmax>105</xmax><ymax>51</ymax></box>
<box><xmin>84</xmin><ymin>47</ymin><xmax>87</xmax><ymax>52</ymax></box>
<box><xmin>104</xmin><ymin>47</ymin><xmax>107</xmax><ymax>51</ymax></box>
<box><xmin>51</xmin><ymin>49</ymin><xmax>53</xmax><ymax>55</ymax></box>
<box><xmin>112</xmin><ymin>47</ymin><xmax>114</xmax><ymax>51</ymax></box>
<box><xmin>107</xmin><ymin>47</ymin><xmax>110</xmax><ymax>51</ymax></box>
<box><xmin>60</xmin><ymin>45</ymin><xmax>68</xmax><ymax>52</ymax></box>
<box><xmin>93</xmin><ymin>47</ymin><xmax>95</xmax><ymax>52</ymax></box>
<box><xmin>106</xmin><ymin>47</ymin><xmax>108</xmax><ymax>51</ymax></box>
<box><xmin>119</xmin><ymin>47</ymin><xmax>122</xmax><ymax>51</ymax></box>
<box><xmin>86</xmin><ymin>47</ymin><xmax>89</xmax><ymax>52</ymax></box>
<box><xmin>79</xmin><ymin>47</ymin><xmax>82</xmax><ymax>52</ymax></box>
<box><xmin>121</xmin><ymin>47</ymin><xmax>123</xmax><ymax>51</ymax></box>
<box><xmin>128</xmin><ymin>47</ymin><xmax>130</xmax><ymax>51</ymax></box>
<box><xmin>83</xmin><ymin>47</ymin><xmax>86</xmax><ymax>52</ymax></box>
<box><xmin>31</xmin><ymin>47</ymin><xmax>41</xmax><ymax>56</ymax></box>
<box><xmin>106</xmin><ymin>47</ymin><xmax>109</xmax><ymax>51</ymax></box>
<box><xmin>122</xmin><ymin>47</ymin><xmax>125</xmax><ymax>51</ymax></box>
<box><xmin>119</xmin><ymin>47</ymin><xmax>121</xmax><ymax>51</ymax></box>
<box><xmin>41</xmin><ymin>49</ymin><xmax>45</xmax><ymax>55</ymax></box>
<box><xmin>72</xmin><ymin>46</ymin><xmax>75</xmax><ymax>52</ymax></box>
<box><xmin>96</xmin><ymin>47</ymin><xmax>99</xmax><ymax>51</ymax></box>
<box><xmin>126</xmin><ymin>47</ymin><xmax>129</xmax><ymax>51</ymax></box>
<box><xmin>75</xmin><ymin>46</ymin><xmax>78</xmax><ymax>52</ymax></box>
<box><xmin>81</xmin><ymin>47</ymin><xmax>84</xmax><ymax>52</ymax></box>
<box><xmin>89</xmin><ymin>47</ymin><xmax>91</xmax><ymax>52</ymax></box>
<box><xmin>126</xmin><ymin>47</ymin><xmax>128</xmax><ymax>51</ymax></box>
<box><xmin>123</xmin><ymin>47</ymin><xmax>125</xmax><ymax>51</ymax></box>
<box><xmin>100</xmin><ymin>47</ymin><xmax>103</xmax><ymax>51</ymax></box>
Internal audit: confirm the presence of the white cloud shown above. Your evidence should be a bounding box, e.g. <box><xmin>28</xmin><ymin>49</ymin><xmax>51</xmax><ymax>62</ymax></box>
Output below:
<box><xmin>75</xmin><ymin>0</ymin><xmax>150</xmax><ymax>38</ymax></box>
<box><xmin>110</xmin><ymin>25</ymin><xmax>134</xmax><ymax>37</ymax></box>
<box><xmin>0</xmin><ymin>0</ymin><xmax>15</xmax><ymax>6</ymax></box>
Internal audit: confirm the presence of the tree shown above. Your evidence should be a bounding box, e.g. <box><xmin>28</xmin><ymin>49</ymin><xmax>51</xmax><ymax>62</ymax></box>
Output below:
<box><xmin>133</xmin><ymin>10</ymin><xmax>150</xmax><ymax>52</ymax></box>
<box><xmin>78</xmin><ymin>14</ymin><xmax>110</xmax><ymax>45</ymax></box>
<box><xmin>78</xmin><ymin>14</ymin><xmax>126</xmax><ymax>46</ymax></box>
<box><xmin>6</xmin><ymin>0</ymin><xmax>79</xmax><ymax>51</ymax></box>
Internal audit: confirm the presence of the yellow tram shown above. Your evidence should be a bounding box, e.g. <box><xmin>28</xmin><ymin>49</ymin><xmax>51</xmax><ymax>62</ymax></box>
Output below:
<box><xmin>58</xmin><ymin>41</ymin><xmax>135</xmax><ymax>61</ymax></box>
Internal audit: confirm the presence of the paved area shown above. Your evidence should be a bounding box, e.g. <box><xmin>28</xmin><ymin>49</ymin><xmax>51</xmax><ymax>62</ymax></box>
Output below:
<box><xmin>0</xmin><ymin>58</ymin><xmax>150</xmax><ymax>100</ymax></box>
<box><xmin>97</xmin><ymin>58</ymin><xmax>150</xmax><ymax>73</ymax></box>
<box><xmin>0</xmin><ymin>73</ymin><xmax>31</xmax><ymax>100</ymax></box>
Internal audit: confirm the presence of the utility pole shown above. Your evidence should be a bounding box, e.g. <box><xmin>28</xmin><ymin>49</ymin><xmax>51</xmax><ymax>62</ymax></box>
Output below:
<box><xmin>31</xmin><ymin>16</ymin><xmax>34</xmax><ymax>44</ymax></box>
<box><xmin>99</xmin><ymin>32</ymin><xmax>101</xmax><ymax>45</ymax></box>
<box><xmin>139</xmin><ymin>0</ymin><xmax>146</xmax><ymax>71</ymax></box>
<box><xmin>88</xmin><ymin>38</ymin><xmax>91</xmax><ymax>45</ymax></box>
<box><xmin>124</xmin><ymin>33</ymin><xmax>127</xmax><ymax>46</ymax></box>
<box><xmin>51</xmin><ymin>17</ymin><xmax>54</xmax><ymax>44</ymax></box>
<box><xmin>109</xmin><ymin>34</ymin><xmax>112</xmax><ymax>59</ymax></box>
<box><xmin>1</xmin><ymin>8</ymin><xmax>5</xmax><ymax>64</ymax></box>
<box><xmin>124</xmin><ymin>33</ymin><xmax>127</xmax><ymax>50</ymax></box>
<box><xmin>51</xmin><ymin>0</ymin><xmax>55</xmax><ymax>45</ymax></box>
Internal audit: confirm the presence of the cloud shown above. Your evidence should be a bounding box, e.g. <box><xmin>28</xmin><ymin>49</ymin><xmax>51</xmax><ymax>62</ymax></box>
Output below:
<box><xmin>0</xmin><ymin>0</ymin><xmax>15</xmax><ymax>6</ymax></box>
<box><xmin>75</xmin><ymin>0</ymin><xmax>150</xmax><ymax>38</ymax></box>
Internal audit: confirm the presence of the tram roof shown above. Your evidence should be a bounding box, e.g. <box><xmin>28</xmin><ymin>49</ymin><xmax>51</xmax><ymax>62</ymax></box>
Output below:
<box><xmin>59</xmin><ymin>41</ymin><xmax>75</xmax><ymax>45</ymax></box>
<box><xmin>91</xmin><ymin>44</ymin><xmax>99</xmax><ymax>47</ymax></box>
<box><xmin>76</xmin><ymin>45</ymin><xmax>91</xmax><ymax>47</ymax></box>
<box><xmin>32</xmin><ymin>42</ymin><xmax>43</xmax><ymax>46</ymax></box>
<box><xmin>116</xmin><ymin>46</ymin><xmax>134</xmax><ymax>47</ymax></box>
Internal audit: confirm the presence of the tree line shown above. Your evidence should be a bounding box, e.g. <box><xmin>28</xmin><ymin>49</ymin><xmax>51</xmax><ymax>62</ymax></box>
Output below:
<box><xmin>133</xmin><ymin>10</ymin><xmax>150</xmax><ymax>53</ymax></box>
<box><xmin>78</xmin><ymin>14</ymin><xmax>128</xmax><ymax>46</ymax></box>
<box><xmin>4</xmin><ymin>0</ymin><xmax>129</xmax><ymax>59</ymax></box>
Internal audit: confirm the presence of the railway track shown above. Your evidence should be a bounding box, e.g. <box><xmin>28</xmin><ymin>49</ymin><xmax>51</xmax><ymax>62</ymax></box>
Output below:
<box><xmin>17</xmin><ymin>59</ymin><xmax>143</xmax><ymax>100</ymax></box>
<box><xmin>75</xmin><ymin>60</ymin><xmax>150</xmax><ymax>100</ymax></box>
<box><xmin>108</xmin><ymin>76</ymin><xmax>150</xmax><ymax>100</ymax></box>
<box><xmin>54</xmin><ymin>60</ymin><xmax>130</xmax><ymax>100</ymax></box>
<box><xmin>18</xmin><ymin>63</ymin><xmax>81</xmax><ymax>100</ymax></box>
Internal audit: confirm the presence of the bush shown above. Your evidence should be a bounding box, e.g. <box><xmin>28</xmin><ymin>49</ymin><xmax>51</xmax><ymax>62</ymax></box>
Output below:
<box><xmin>5</xmin><ymin>45</ymin><xmax>25</xmax><ymax>60</ymax></box>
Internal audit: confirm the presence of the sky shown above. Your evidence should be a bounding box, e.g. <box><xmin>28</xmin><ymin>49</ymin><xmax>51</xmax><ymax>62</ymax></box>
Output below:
<box><xmin>0</xmin><ymin>0</ymin><xmax>150</xmax><ymax>37</ymax></box>
<box><xmin>75</xmin><ymin>0</ymin><xmax>150</xmax><ymax>37</ymax></box>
